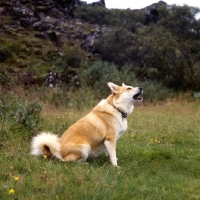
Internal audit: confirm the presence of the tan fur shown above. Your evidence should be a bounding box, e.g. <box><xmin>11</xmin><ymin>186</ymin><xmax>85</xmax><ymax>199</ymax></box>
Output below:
<box><xmin>31</xmin><ymin>82</ymin><xmax>143</xmax><ymax>166</ymax></box>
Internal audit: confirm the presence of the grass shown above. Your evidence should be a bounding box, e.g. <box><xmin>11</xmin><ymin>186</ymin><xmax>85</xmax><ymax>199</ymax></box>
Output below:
<box><xmin>0</xmin><ymin>100</ymin><xmax>200</xmax><ymax>199</ymax></box>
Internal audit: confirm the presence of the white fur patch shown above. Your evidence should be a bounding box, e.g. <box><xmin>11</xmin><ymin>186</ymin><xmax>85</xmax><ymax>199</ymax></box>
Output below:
<box><xmin>104</xmin><ymin>140</ymin><xmax>117</xmax><ymax>166</ymax></box>
<box><xmin>78</xmin><ymin>144</ymin><xmax>91</xmax><ymax>162</ymax></box>
<box><xmin>89</xmin><ymin>145</ymin><xmax>105</xmax><ymax>158</ymax></box>
<box><xmin>30</xmin><ymin>132</ymin><xmax>62</xmax><ymax>160</ymax></box>
<box><xmin>98</xmin><ymin>99</ymin><xmax>106</xmax><ymax>106</ymax></box>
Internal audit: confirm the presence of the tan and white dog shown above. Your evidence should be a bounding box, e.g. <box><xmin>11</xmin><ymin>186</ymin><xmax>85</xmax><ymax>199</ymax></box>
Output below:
<box><xmin>31</xmin><ymin>82</ymin><xmax>143</xmax><ymax>166</ymax></box>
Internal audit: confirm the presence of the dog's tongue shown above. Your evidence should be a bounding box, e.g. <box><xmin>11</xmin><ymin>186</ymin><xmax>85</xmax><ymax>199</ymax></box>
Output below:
<box><xmin>133</xmin><ymin>93</ymin><xmax>143</xmax><ymax>101</ymax></box>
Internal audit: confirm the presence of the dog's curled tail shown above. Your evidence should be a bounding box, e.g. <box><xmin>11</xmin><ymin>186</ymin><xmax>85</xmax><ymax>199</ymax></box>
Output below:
<box><xmin>30</xmin><ymin>132</ymin><xmax>62</xmax><ymax>160</ymax></box>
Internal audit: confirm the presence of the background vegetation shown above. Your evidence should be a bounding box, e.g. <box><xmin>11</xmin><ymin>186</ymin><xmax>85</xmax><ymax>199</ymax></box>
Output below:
<box><xmin>75</xmin><ymin>4</ymin><xmax>200</xmax><ymax>91</ymax></box>
<box><xmin>1</xmin><ymin>3</ymin><xmax>200</xmax><ymax>94</ymax></box>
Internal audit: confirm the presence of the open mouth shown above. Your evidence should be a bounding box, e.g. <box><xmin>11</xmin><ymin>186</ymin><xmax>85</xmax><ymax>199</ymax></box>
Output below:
<box><xmin>133</xmin><ymin>92</ymin><xmax>143</xmax><ymax>101</ymax></box>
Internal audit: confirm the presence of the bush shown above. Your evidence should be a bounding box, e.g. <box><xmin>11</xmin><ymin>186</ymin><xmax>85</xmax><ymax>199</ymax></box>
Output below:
<box><xmin>75</xmin><ymin>5</ymin><xmax>143</xmax><ymax>27</ymax></box>
<box><xmin>80</xmin><ymin>61</ymin><xmax>133</xmax><ymax>98</ymax></box>
<box><xmin>80</xmin><ymin>61</ymin><xmax>173</xmax><ymax>101</ymax></box>
<box><xmin>75</xmin><ymin>5</ymin><xmax>109</xmax><ymax>25</ymax></box>
<box><xmin>94</xmin><ymin>28</ymin><xmax>139</xmax><ymax>68</ymax></box>
<box><xmin>141</xmin><ymin>81</ymin><xmax>174</xmax><ymax>102</ymax></box>
<box><xmin>0</xmin><ymin>93</ymin><xmax>42</xmax><ymax>140</ymax></box>
<box><xmin>62</xmin><ymin>44</ymin><xmax>87</xmax><ymax>68</ymax></box>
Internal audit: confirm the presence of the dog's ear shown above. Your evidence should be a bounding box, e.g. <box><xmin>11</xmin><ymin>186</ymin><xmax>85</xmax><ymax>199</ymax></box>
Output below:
<box><xmin>108</xmin><ymin>82</ymin><xmax>119</xmax><ymax>94</ymax></box>
<box><xmin>122</xmin><ymin>83</ymin><xmax>126</xmax><ymax>86</ymax></box>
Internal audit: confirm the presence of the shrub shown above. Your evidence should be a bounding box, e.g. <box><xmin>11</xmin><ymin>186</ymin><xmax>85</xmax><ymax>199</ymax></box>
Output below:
<box><xmin>80</xmin><ymin>61</ymin><xmax>133</xmax><ymax>98</ymax></box>
<box><xmin>80</xmin><ymin>61</ymin><xmax>173</xmax><ymax>101</ymax></box>
<box><xmin>75</xmin><ymin>5</ymin><xmax>109</xmax><ymax>25</ymax></box>
<box><xmin>141</xmin><ymin>81</ymin><xmax>174</xmax><ymax>102</ymax></box>
<box><xmin>193</xmin><ymin>92</ymin><xmax>200</xmax><ymax>100</ymax></box>
<box><xmin>0</xmin><ymin>93</ymin><xmax>42</xmax><ymax>139</ymax></box>
<box><xmin>75</xmin><ymin>5</ymin><xmax>143</xmax><ymax>27</ymax></box>
<box><xmin>62</xmin><ymin>44</ymin><xmax>87</xmax><ymax>68</ymax></box>
<box><xmin>94</xmin><ymin>28</ymin><xmax>139</xmax><ymax>68</ymax></box>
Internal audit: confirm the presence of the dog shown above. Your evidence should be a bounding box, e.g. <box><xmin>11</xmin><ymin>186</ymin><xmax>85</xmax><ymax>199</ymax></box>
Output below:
<box><xmin>31</xmin><ymin>82</ymin><xmax>143</xmax><ymax>166</ymax></box>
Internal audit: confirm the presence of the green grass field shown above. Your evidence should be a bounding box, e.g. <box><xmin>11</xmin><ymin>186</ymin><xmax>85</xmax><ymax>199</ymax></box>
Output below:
<box><xmin>1</xmin><ymin>101</ymin><xmax>200</xmax><ymax>200</ymax></box>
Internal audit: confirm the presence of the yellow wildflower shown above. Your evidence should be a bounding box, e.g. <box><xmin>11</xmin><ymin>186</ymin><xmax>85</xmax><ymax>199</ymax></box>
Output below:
<box><xmin>14</xmin><ymin>176</ymin><xmax>19</xmax><ymax>181</ymax></box>
<box><xmin>43</xmin><ymin>155</ymin><xmax>47</xmax><ymax>159</ymax></box>
<box><xmin>8</xmin><ymin>189</ymin><xmax>15</xmax><ymax>195</ymax></box>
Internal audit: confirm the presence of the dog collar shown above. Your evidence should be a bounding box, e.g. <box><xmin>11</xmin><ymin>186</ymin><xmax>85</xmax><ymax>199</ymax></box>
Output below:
<box><xmin>120</xmin><ymin>111</ymin><xmax>128</xmax><ymax>119</ymax></box>
<box><xmin>113</xmin><ymin>106</ymin><xmax>128</xmax><ymax>119</ymax></box>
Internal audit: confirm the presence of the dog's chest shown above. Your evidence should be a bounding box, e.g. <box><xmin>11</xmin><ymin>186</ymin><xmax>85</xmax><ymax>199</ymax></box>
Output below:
<box><xmin>116</xmin><ymin>118</ymin><xmax>127</xmax><ymax>140</ymax></box>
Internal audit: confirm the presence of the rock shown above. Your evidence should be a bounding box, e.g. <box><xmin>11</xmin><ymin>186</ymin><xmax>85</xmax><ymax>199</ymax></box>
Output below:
<box><xmin>141</xmin><ymin>1</ymin><xmax>167</xmax><ymax>25</ymax></box>
<box><xmin>1</xmin><ymin>0</ymin><xmax>76</xmax><ymax>28</ymax></box>
<box><xmin>0</xmin><ymin>7</ymin><xmax>5</xmax><ymax>17</ymax></box>
<box><xmin>33</xmin><ymin>20</ymin><xmax>55</xmax><ymax>31</ymax></box>
<box><xmin>89</xmin><ymin>0</ymin><xmax>105</xmax><ymax>7</ymax></box>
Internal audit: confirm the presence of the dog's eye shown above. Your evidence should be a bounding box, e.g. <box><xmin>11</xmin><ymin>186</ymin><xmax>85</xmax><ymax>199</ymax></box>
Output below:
<box><xmin>126</xmin><ymin>87</ymin><xmax>132</xmax><ymax>90</ymax></box>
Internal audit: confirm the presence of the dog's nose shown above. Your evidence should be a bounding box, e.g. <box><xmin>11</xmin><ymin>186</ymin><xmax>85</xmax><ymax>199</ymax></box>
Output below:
<box><xmin>139</xmin><ymin>87</ymin><xmax>143</xmax><ymax>91</ymax></box>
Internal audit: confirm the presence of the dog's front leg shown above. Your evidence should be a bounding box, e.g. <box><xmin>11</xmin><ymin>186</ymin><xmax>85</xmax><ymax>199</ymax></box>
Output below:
<box><xmin>104</xmin><ymin>137</ymin><xmax>117</xmax><ymax>166</ymax></box>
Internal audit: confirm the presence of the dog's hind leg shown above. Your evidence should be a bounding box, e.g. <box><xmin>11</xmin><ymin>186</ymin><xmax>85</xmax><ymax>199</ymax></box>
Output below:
<box><xmin>62</xmin><ymin>144</ymin><xmax>90</xmax><ymax>162</ymax></box>
<box><xmin>63</xmin><ymin>152</ymin><xmax>83</xmax><ymax>162</ymax></box>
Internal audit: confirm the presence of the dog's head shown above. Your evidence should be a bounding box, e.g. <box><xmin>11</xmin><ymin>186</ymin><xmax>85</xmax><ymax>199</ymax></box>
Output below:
<box><xmin>108</xmin><ymin>82</ymin><xmax>143</xmax><ymax>103</ymax></box>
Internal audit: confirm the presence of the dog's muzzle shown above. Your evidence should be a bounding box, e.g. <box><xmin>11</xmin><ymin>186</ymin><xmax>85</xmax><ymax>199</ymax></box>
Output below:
<box><xmin>133</xmin><ymin>87</ymin><xmax>143</xmax><ymax>101</ymax></box>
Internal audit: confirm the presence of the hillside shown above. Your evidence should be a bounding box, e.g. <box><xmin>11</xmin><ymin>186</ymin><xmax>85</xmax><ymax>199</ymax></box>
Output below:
<box><xmin>0</xmin><ymin>0</ymin><xmax>200</xmax><ymax>91</ymax></box>
<box><xmin>0</xmin><ymin>0</ymin><xmax>106</xmax><ymax>80</ymax></box>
